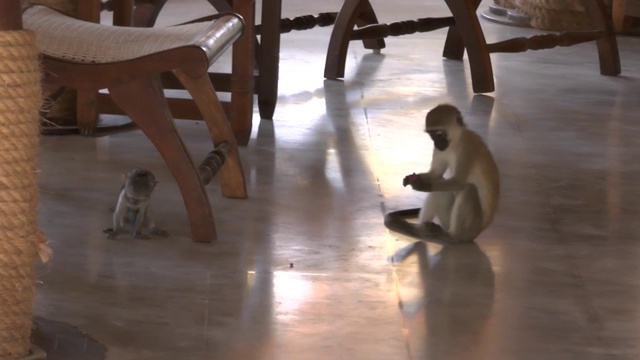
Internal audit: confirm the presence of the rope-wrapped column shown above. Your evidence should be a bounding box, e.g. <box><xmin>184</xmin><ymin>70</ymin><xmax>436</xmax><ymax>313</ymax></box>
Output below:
<box><xmin>0</xmin><ymin>20</ymin><xmax>49</xmax><ymax>360</ymax></box>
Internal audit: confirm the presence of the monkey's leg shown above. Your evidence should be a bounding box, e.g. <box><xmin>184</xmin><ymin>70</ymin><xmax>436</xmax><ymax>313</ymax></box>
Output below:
<box><xmin>418</xmin><ymin>192</ymin><xmax>455</xmax><ymax>230</ymax></box>
<box><xmin>448</xmin><ymin>184</ymin><xmax>483</xmax><ymax>243</ymax></box>
<box><xmin>105</xmin><ymin>206</ymin><xmax>128</xmax><ymax>239</ymax></box>
<box><xmin>384</xmin><ymin>208</ymin><xmax>450</xmax><ymax>245</ymax></box>
<box><xmin>133</xmin><ymin>206</ymin><xmax>150</xmax><ymax>239</ymax></box>
<box><xmin>141</xmin><ymin>209</ymin><xmax>169</xmax><ymax>238</ymax></box>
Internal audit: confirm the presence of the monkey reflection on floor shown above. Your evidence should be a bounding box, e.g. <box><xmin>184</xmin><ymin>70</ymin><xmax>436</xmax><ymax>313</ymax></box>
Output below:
<box><xmin>103</xmin><ymin>168</ymin><xmax>168</xmax><ymax>239</ymax></box>
<box><xmin>384</xmin><ymin>104</ymin><xmax>499</xmax><ymax>244</ymax></box>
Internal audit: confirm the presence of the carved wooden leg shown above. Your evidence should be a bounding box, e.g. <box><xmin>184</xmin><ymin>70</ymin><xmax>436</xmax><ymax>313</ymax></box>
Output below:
<box><xmin>76</xmin><ymin>90</ymin><xmax>98</xmax><ymax>136</ymax></box>
<box><xmin>324</xmin><ymin>0</ymin><xmax>385</xmax><ymax>79</ymax></box>
<box><xmin>257</xmin><ymin>0</ymin><xmax>281</xmax><ymax>120</ymax></box>
<box><xmin>583</xmin><ymin>0</ymin><xmax>621</xmax><ymax>76</ymax></box>
<box><xmin>355</xmin><ymin>0</ymin><xmax>386</xmax><ymax>50</ymax></box>
<box><xmin>443</xmin><ymin>0</ymin><xmax>494</xmax><ymax>93</ymax></box>
<box><xmin>174</xmin><ymin>69</ymin><xmax>248</xmax><ymax>200</ymax></box>
<box><xmin>108</xmin><ymin>76</ymin><xmax>217</xmax><ymax>242</ymax></box>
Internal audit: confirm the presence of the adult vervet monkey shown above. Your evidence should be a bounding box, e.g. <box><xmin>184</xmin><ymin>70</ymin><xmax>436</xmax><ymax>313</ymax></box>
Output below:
<box><xmin>384</xmin><ymin>104</ymin><xmax>500</xmax><ymax>244</ymax></box>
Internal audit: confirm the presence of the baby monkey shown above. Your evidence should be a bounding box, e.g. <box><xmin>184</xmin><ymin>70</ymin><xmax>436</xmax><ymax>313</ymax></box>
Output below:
<box><xmin>103</xmin><ymin>168</ymin><xmax>168</xmax><ymax>239</ymax></box>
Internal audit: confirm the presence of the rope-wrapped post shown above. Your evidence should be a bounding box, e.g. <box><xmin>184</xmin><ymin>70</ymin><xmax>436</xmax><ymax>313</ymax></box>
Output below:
<box><xmin>0</xmin><ymin>2</ymin><xmax>50</xmax><ymax>358</ymax></box>
<box><xmin>198</xmin><ymin>142</ymin><xmax>231</xmax><ymax>186</ymax></box>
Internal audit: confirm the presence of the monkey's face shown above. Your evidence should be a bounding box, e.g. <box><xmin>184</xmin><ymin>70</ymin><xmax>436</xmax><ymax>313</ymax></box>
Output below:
<box><xmin>427</xmin><ymin>129</ymin><xmax>449</xmax><ymax>151</ymax></box>
<box><xmin>425</xmin><ymin>104</ymin><xmax>465</xmax><ymax>152</ymax></box>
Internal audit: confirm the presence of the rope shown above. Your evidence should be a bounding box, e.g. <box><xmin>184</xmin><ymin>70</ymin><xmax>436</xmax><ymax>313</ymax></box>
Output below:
<box><xmin>0</xmin><ymin>29</ymin><xmax>49</xmax><ymax>359</ymax></box>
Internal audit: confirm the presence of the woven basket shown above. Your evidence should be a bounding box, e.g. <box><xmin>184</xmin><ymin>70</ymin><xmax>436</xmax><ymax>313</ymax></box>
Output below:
<box><xmin>22</xmin><ymin>1</ymin><xmax>78</xmax><ymax>123</ymax></box>
<box><xmin>513</xmin><ymin>0</ymin><xmax>612</xmax><ymax>31</ymax></box>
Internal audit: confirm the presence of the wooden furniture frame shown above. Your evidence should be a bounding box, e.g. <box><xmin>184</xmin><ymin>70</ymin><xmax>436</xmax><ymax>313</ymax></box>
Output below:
<box><xmin>71</xmin><ymin>0</ymin><xmax>256</xmax><ymax>145</ymax></box>
<box><xmin>25</xmin><ymin>5</ymin><xmax>248</xmax><ymax>242</ymax></box>
<box><xmin>613</xmin><ymin>0</ymin><xmax>640</xmax><ymax>32</ymax></box>
<box><xmin>325</xmin><ymin>0</ymin><xmax>621</xmax><ymax>93</ymax></box>
<box><xmin>99</xmin><ymin>0</ymin><xmax>337</xmax><ymax>143</ymax></box>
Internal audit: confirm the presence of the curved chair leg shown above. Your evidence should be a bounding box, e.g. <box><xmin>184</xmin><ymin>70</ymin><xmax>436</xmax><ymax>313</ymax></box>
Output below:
<box><xmin>324</xmin><ymin>0</ymin><xmax>385</xmax><ymax>79</ymax></box>
<box><xmin>583</xmin><ymin>0</ymin><xmax>621</xmax><ymax>76</ymax></box>
<box><xmin>174</xmin><ymin>69</ymin><xmax>248</xmax><ymax>200</ymax></box>
<box><xmin>76</xmin><ymin>90</ymin><xmax>99</xmax><ymax>136</ymax></box>
<box><xmin>443</xmin><ymin>0</ymin><xmax>494</xmax><ymax>93</ymax></box>
<box><xmin>108</xmin><ymin>76</ymin><xmax>217</xmax><ymax>242</ymax></box>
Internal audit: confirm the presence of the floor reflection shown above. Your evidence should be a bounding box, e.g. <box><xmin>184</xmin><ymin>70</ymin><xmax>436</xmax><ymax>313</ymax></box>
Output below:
<box><xmin>392</xmin><ymin>241</ymin><xmax>495</xmax><ymax>358</ymax></box>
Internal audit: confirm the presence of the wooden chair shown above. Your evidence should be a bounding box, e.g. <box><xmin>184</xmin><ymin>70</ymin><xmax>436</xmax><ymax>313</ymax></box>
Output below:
<box><xmin>613</xmin><ymin>0</ymin><xmax>640</xmax><ymax>32</ymax></box>
<box><xmin>324</xmin><ymin>0</ymin><xmax>621</xmax><ymax>93</ymax></box>
<box><xmin>120</xmin><ymin>1</ymin><xmax>341</xmax><ymax>120</ymax></box>
<box><xmin>73</xmin><ymin>1</ymin><xmax>339</xmax><ymax>143</ymax></box>
<box><xmin>23</xmin><ymin>5</ymin><xmax>248</xmax><ymax>242</ymax></box>
<box><xmin>62</xmin><ymin>0</ymin><xmax>255</xmax><ymax>145</ymax></box>
<box><xmin>127</xmin><ymin>0</ymin><xmax>338</xmax><ymax>132</ymax></box>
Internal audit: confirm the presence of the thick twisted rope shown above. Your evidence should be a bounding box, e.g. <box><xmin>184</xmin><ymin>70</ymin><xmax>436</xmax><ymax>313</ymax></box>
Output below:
<box><xmin>0</xmin><ymin>29</ymin><xmax>49</xmax><ymax>359</ymax></box>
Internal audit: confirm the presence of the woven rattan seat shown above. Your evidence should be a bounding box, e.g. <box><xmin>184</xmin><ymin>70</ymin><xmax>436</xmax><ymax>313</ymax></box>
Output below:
<box><xmin>24</xmin><ymin>5</ymin><xmax>248</xmax><ymax>242</ymax></box>
<box><xmin>23</xmin><ymin>5</ymin><xmax>242</xmax><ymax>66</ymax></box>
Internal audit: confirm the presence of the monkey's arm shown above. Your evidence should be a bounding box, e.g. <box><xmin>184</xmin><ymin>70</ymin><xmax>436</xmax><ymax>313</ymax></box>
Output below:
<box><xmin>134</xmin><ymin>203</ymin><xmax>150</xmax><ymax>238</ymax></box>
<box><xmin>425</xmin><ymin>144</ymin><xmax>475</xmax><ymax>192</ymax></box>
<box><xmin>403</xmin><ymin>155</ymin><xmax>447</xmax><ymax>190</ymax></box>
<box><xmin>428</xmin><ymin>177</ymin><xmax>467</xmax><ymax>192</ymax></box>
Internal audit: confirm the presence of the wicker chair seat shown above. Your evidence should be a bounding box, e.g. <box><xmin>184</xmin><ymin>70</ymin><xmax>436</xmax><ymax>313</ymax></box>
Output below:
<box><xmin>23</xmin><ymin>5</ymin><xmax>243</xmax><ymax>64</ymax></box>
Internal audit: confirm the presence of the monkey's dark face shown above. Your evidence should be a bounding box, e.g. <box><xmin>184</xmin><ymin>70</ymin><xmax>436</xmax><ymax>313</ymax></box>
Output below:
<box><xmin>427</xmin><ymin>130</ymin><xmax>449</xmax><ymax>151</ymax></box>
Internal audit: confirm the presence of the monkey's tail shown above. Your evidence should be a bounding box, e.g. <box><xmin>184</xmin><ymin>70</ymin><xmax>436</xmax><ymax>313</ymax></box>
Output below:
<box><xmin>383</xmin><ymin>208</ymin><xmax>450</xmax><ymax>246</ymax></box>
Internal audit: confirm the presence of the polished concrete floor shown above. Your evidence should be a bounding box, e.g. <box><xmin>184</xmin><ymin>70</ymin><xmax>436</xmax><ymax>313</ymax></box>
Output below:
<box><xmin>33</xmin><ymin>1</ymin><xmax>640</xmax><ymax>359</ymax></box>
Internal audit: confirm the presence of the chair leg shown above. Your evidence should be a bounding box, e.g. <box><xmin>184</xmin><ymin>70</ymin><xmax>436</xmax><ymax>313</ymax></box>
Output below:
<box><xmin>76</xmin><ymin>90</ymin><xmax>99</xmax><ymax>136</ymax></box>
<box><xmin>257</xmin><ymin>0</ymin><xmax>282</xmax><ymax>120</ymax></box>
<box><xmin>583</xmin><ymin>0</ymin><xmax>621</xmax><ymax>76</ymax></box>
<box><xmin>324</xmin><ymin>0</ymin><xmax>385</xmax><ymax>79</ymax></box>
<box><xmin>443</xmin><ymin>25</ymin><xmax>465</xmax><ymax>60</ymax></box>
<box><xmin>173</xmin><ymin>69</ymin><xmax>248</xmax><ymax>200</ymax></box>
<box><xmin>229</xmin><ymin>0</ymin><xmax>256</xmax><ymax>146</ymax></box>
<box><xmin>108</xmin><ymin>75</ymin><xmax>217</xmax><ymax>242</ymax></box>
<box><xmin>443</xmin><ymin>0</ymin><xmax>494</xmax><ymax>93</ymax></box>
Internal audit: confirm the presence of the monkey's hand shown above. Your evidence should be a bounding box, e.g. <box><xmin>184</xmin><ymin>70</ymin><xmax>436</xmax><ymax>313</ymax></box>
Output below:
<box><xmin>405</xmin><ymin>175</ymin><xmax>432</xmax><ymax>192</ymax></box>
<box><xmin>403</xmin><ymin>173</ymin><xmax>419</xmax><ymax>187</ymax></box>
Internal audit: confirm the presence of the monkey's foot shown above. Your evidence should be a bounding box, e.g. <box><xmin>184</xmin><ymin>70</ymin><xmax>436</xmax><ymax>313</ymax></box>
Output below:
<box><xmin>151</xmin><ymin>228</ymin><xmax>169</xmax><ymax>237</ymax></box>
<box><xmin>417</xmin><ymin>222</ymin><xmax>444</xmax><ymax>236</ymax></box>
<box><xmin>134</xmin><ymin>231</ymin><xmax>150</xmax><ymax>240</ymax></box>
<box><xmin>103</xmin><ymin>228</ymin><xmax>118</xmax><ymax>239</ymax></box>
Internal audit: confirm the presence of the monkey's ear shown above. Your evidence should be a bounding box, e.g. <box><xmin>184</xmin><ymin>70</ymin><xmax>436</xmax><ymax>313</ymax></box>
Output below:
<box><xmin>456</xmin><ymin>113</ymin><xmax>465</xmax><ymax>126</ymax></box>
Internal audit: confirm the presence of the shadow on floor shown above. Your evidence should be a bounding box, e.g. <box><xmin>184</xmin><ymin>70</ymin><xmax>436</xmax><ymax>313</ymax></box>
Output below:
<box><xmin>32</xmin><ymin>317</ymin><xmax>106</xmax><ymax>360</ymax></box>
